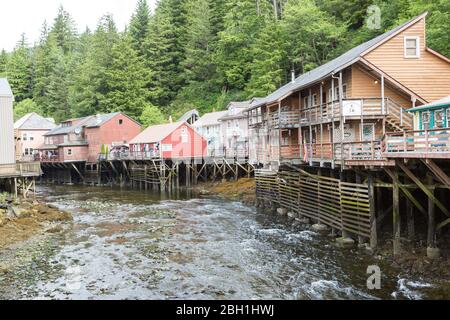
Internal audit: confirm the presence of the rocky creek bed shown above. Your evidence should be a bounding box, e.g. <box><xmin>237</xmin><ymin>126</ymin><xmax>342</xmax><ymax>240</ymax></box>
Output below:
<box><xmin>0</xmin><ymin>185</ymin><xmax>449</xmax><ymax>300</ymax></box>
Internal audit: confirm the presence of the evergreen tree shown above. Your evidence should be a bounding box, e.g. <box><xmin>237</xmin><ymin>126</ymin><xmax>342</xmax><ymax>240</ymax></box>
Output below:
<box><xmin>102</xmin><ymin>32</ymin><xmax>149</xmax><ymax>119</ymax></box>
<box><xmin>0</xmin><ymin>50</ymin><xmax>8</xmax><ymax>77</ymax></box>
<box><xmin>129</xmin><ymin>0</ymin><xmax>151</xmax><ymax>55</ymax></box>
<box><xmin>50</xmin><ymin>5</ymin><xmax>77</xmax><ymax>54</ymax></box>
<box><xmin>215</xmin><ymin>0</ymin><xmax>272</xmax><ymax>90</ymax></box>
<box><xmin>13</xmin><ymin>98</ymin><xmax>42</xmax><ymax>120</ymax></box>
<box><xmin>46</xmin><ymin>48</ymin><xmax>71</xmax><ymax>122</ymax></box>
<box><xmin>6</xmin><ymin>34</ymin><xmax>33</xmax><ymax>102</ymax></box>
<box><xmin>140</xmin><ymin>103</ymin><xmax>166</xmax><ymax>127</ymax></box>
<box><xmin>143</xmin><ymin>0</ymin><xmax>188</xmax><ymax>108</ymax></box>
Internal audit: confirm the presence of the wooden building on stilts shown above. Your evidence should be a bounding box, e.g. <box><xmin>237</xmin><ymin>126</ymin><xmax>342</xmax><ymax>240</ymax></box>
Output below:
<box><xmin>247</xmin><ymin>12</ymin><xmax>450</xmax><ymax>258</ymax></box>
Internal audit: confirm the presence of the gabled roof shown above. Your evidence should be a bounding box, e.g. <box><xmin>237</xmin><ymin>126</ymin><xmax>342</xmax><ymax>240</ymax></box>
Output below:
<box><xmin>408</xmin><ymin>95</ymin><xmax>450</xmax><ymax>113</ymax></box>
<box><xmin>45</xmin><ymin>112</ymin><xmax>139</xmax><ymax>136</ymax></box>
<box><xmin>194</xmin><ymin>111</ymin><xmax>227</xmax><ymax>127</ymax></box>
<box><xmin>45</xmin><ymin>116</ymin><xmax>93</xmax><ymax>136</ymax></box>
<box><xmin>178</xmin><ymin>109</ymin><xmax>199</xmax><ymax>123</ymax></box>
<box><xmin>14</xmin><ymin>113</ymin><xmax>56</xmax><ymax>130</ymax></box>
<box><xmin>0</xmin><ymin>78</ymin><xmax>13</xmax><ymax>98</ymax></box>
<box><xmin>130</xmin><ymin>121</ymin><xmax>186</xmax><ymax>144</ymax></box>
<box><xmin>250</xmin><ymin>12</ymin><xmax>429</xmax><ymax>110</ymax></box>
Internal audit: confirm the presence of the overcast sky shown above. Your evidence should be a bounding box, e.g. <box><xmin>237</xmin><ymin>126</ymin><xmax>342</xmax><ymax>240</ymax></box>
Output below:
<box><xmin>0</xmin><ymin>0</ymin><xmax>157</xmax><ymax>51</ymax></box>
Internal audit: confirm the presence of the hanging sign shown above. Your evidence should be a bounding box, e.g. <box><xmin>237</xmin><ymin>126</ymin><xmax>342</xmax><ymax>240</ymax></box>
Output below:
<box><xmin>342</xmin><ymin>100</ymin><xmax>363</xmax><ymax>116</ymax></box>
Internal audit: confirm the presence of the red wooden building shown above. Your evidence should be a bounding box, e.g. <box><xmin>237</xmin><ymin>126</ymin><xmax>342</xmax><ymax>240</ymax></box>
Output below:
<box><xmin>129</xmin><ymin>121</ymin><xmax>207</xmax><ymax>160</ymax></box>
<box><xmin>37</xmin><ymin>112</ymin><xmax>141</xmax><ymax>164</ymax></box>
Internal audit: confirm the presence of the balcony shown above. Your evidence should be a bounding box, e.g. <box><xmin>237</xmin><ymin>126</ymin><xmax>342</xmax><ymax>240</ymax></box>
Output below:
<box><xmin>269</xmin><ymin>110</ymin><xmax>301</xmax><ymax>128</ymax></box>
<box><xmin>383</xmin><ymin>129</ymin><xmax>450</xmax><ymax>159</ymax></box>
<box><xmin>280</xmin><ymin>145</ymin><xmax>301</xmax><ymax>159</ymax></box>
<box><xmin>0</xmin><ymin>162</ymin><xmax>42</xmax><ymax>178</ymax></box>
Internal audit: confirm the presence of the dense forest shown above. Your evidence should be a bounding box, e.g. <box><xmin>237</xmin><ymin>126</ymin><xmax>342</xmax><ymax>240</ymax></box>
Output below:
<box><xmin>0</xmin><ymin>0</ymin><xmax>449</xmax><ymax>125</ymax></box>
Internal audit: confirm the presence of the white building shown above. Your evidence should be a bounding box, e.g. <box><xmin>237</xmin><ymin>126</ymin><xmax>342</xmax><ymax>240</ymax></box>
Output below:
<box><xmin>219</xmin><ymin>99</ymin><xmax>261</xmax><ymax>159</ymax></box>
<box><xmin>193</xmin><ymin>110</ymin><xmax>227</xmax><ymax>157</ymax></box>
<box><xmin>0</xmin><ymin>78</ymin><xmax>15</xmax><ymax>166</ymax></box>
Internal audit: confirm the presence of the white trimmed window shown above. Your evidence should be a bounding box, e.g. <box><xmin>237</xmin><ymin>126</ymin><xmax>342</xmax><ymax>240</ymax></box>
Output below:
<box><xmin>422</xmin><ymin>111</ymin><xmax>430</xmax><ymax>130</ymax></box>
<box><xmin>404</xmin><ymin>36</ymin><xmax>420</xmax><ymax>58</ymax></box>
<box><xmin>447</xmin><ymin>109</ymin><xmax>450</xmax><ymax>128</ymax></box>
<box><xmin>435</xmin><ymin>109</ymin><xmax>444</xmax><ymax>128</ymax></box>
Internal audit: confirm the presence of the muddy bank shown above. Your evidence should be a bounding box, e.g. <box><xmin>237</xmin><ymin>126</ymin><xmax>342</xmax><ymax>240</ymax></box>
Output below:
<box><xmin>0</xmin><ymin>193</ymin><xmax>73</xmax><ymax>249</ymax></box>
<box><xmin>194</xmin><ymin>178</ymin><xmax>256</xmax><ymax>205</ymax></box>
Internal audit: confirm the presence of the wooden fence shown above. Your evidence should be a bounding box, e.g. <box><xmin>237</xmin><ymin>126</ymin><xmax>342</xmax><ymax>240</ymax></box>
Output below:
<box><xmin>255</xmin><ymin>169</ymin><xmax>373</xmax><ymax>239</ymax></box>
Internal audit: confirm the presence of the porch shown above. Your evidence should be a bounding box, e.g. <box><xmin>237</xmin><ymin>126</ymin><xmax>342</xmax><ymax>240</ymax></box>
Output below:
<box><xmin>0</xmin><ymin>162</ymin><xmax>42</xmax><ymax>178</ymax></box>
<box><xmin>383</xmin><ymin>129</ymin><xmax>450</xmax><ymax>159</ymax></box>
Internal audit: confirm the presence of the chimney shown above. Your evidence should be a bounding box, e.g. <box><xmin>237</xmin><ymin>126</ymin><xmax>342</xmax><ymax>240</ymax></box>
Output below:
<box><xmin>291</xmin><ymin>70</ymin><xmax>296</xmax><ymax>83</ymax></box>
<box><xmin>169</xmin><ymin>116</ymin><xmax>173</xmax><ymax>123</ymax></box>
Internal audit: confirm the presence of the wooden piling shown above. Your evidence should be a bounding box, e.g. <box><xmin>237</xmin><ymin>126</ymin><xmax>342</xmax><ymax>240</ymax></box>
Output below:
<box><xmin>368</xmin><ymin>173</ymin><xmax>377</xmax><ymax>249</ymax></box>
<box><xmin>392</xmin><ymin>169</ymin><xmax>401</xmax><ymax>256</ymax></box>
<box><xmin>427</xmin><ymin>175</ymin><xmax>436</xmax><ymax>249</ymax></box>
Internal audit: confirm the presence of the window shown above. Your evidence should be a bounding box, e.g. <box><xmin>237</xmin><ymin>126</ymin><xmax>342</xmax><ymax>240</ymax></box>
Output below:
<box><xmin>312</xmin><ymin>94</ymin><xmax>318</xmax><ymax>107</ymax></box>
<box><xmin>23</xmin><ymin>133</ymin><xmax>27</xmax><ymax>141</ymax></box>
<box><xmin>67</xmin><ymin>149</ymin><xmax>72</xmax><ymax>155</ymax></box>
<box><xmin>303</xmin><ymin>96</ymin><xmax>309</xmax><ymax>108</ymax></box>
<box><xmin>362</xmin><ymin>124</ymin><xmax>375</xmax><ymax>141</ymax></box>
<box><xmin>435</xmin><ymin>109</ymin><xmax>444</xmax><ymax>128</ymax></box>
<box><xmin>227</xmin><ymin>121</ymin><xmax>231</xmax><ymax>128</ymax></box>
<box><xmin>235</xmin><ymin>120</ymin><xmax>239</xmax><ymax>128</ymax></box>
<box><xmin>422</xmin><ymin>111</ymin><xmax>430</xmax><ymax>130</ymax></box>
<box><xmin>118</xmin><ymin>119</ymin><xmax>123</xmax><ymax>125</ymax></box>
<box><xmin>328</xmin><ymin>84</ymin><xmax>347</xmax><ymax>101</ymax></box>
<box><xmin>447</xmin><ymin>109</ymin><xmax>450</xmax><ymax>128</ymax></box>
<box><xmin>206</xmin><ymin>126</ymin><xmax>210</xmax><ymax>135</ymax></box>
<box><xmin>404</xmin><ymin>36</ymin><xmax>420</xmax><ymax>58</ymax></box>
<box><xmin>29</xmin><ymin>136</ymin><xmax>34</xmax><ymax>141</ymax></box>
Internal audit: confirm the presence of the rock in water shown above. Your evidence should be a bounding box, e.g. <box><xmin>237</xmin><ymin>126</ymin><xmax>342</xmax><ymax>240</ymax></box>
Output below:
<box><xmin>336</xmin><ymin>237</ymin><xmax>355</xmax><ymax>248</ymax></box>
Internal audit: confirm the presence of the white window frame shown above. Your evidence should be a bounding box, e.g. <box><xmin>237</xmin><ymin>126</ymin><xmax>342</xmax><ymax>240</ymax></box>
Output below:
<box><xmin>67</xmin><ymin>149</ymin><xmax>72</xmax><ymax>156</ymax></box>
<box><xmin>435</xmin><ymin>109</ymin><xmax>445</xmax><ymax>129</ymax></box>
<box><xmin>422</xmin><ymin>111</ymin><xmax>430</xmax><ymax>130</ymax></box>
<box><xmin>447</xmin><ymin>109</ymin><xmax>450</xmax><ymax>128</ymax></box>
<box><xmin>404</xmin><ymin>36</ymin><xmax>420</xmax><ymax>59</ymax></box>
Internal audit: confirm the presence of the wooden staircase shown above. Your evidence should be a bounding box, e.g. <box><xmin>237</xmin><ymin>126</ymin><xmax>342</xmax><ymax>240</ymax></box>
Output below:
<box><xmin>385</xmin><ymin>99</ymin><xmax>413</xmax><ymax>132</ymax></box>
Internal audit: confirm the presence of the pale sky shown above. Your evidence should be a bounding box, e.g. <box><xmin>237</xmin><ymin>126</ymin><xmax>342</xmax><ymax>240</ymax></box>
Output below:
<box><xmin>0</xmin><ymin>0</ymin><xmax>157</xmax><ymax>51</ymax></box>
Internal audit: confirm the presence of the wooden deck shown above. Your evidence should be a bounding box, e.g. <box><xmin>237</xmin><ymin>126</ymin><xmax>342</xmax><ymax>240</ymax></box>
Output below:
<box><xmin>0</xmin><ymin>162</ymin><xmax>42</xmax><ymax>178</ymax></box>
<box><xmin>383</xmin><ymin>129</ymin><xmax>450</xmax><ymax>159</ymax></box>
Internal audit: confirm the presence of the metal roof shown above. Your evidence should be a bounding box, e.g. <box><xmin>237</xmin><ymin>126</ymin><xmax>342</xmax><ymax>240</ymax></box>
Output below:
<box><xmin>194</xmin><ymin>111</ymin><xmax>227</xmax><ymax>127</ymax></box>
<box><xmin>407</xmin><ymin>95</ymin><xmax>450</xmax><ymax>113</ymax></box>
<box><xmin>0</xmin><ymin>78</ymin><xmax>13</xmax><ymax>98</ymax></box>
<box><xmin>44</xmin><ymin>112</ymin><xmax>134</xmax><ymax>136</ymax></box>
<box><xmin>130</xmin><ymin>121</ymin><xmax>185</xmax><ymax>144</ymax></box>
<box><xmin>250</xmin><ymin>12</ymin><xmax>428</xmax><ymax>110</ymax></box>
<box><xmin>178</xmin><ymin>109</ymin><xmax>199</xmax><ymax>123</ymax></box>
<box><xmin>14</xmin><ymin>113</ymin><xmax>57</xmax><ymax>130</ymax></box>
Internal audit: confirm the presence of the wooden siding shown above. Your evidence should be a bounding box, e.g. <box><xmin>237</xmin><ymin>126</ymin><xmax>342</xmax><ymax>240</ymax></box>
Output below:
<box><xmin>160</xmin><ymin>123</ymin><xmax>207</xmax><ymax>159</ymax></box>
<box><xmin>0</xmin><ymin>96</ymin><xmax>15</xmax><ymax>165</ymax></box>
<box><xmin>351</xmin><ymin>65</ymin><xmax>412</xmax><ymax>108</ymax></box>
<box><xmin>364</xmin><ymin>17</ymin><xmax>450</xmax><ymax>102</ymax></box>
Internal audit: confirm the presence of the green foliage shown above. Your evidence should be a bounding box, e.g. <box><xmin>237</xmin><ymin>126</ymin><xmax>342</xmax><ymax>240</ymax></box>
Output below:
<box><xmin>6</xmin><ymin>34</ymin><xmax>33</xmax><ymax>102</ymax></box>
<box><xmin>1</xmin><ymin>0</ymin><xmax>448</xmax><ymax>124</ymax></box>
<box><xmin>13</xmin><ymin>99</ymin><xmax>42</xmax><ymax>121</ymax></box>
<box><xmin>130</xmin><ymin>0</ymin><xmax>151</xmax><ymax>55</ymax></box>
<box><xmin>0</xmin><ymin>50</ymin><xmax>8</xmax><ymax>77</ymax></box>
<box><xmin>140</xmin><ymin>103</ymin><xmax>166</xmax><ymax>127</ymax></box>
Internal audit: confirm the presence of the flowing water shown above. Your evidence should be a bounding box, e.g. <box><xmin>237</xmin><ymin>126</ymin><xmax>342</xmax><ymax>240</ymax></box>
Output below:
<box><xmin>0</xmin><ymin>185</ymin><xmax>445</xmax><ymax>300</ymax></box>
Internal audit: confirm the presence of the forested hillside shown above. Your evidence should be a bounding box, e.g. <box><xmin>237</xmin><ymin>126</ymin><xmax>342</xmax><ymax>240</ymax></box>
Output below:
<box><xmin>0</xmin><ymin>0</ymin><xmax>448</xmax><ymax>124</ymax></box>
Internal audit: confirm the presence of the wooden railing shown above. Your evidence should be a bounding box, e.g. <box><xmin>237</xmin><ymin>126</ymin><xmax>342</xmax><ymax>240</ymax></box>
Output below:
<box><xmin>334</xmin><ymin>141</ymin><xmax>383</xmax><ymax>161</ymax></box>
<box><xmin>385</xmin><ymin>99</ymin><xmax>413</xmax><ymax>130</ymax></box>
<box><xmin>0</xmin><ymin>162</ymin><xmax>42</xmax><ymax>177</ymax></box>
<box><xmin>35</xmin><ymin>154</ymin><xmax>63</xmax><ymax>163</ymax></box>
<box><xmin>383</xmin><ymin>128</ymin><xmax>450</xmax><ymax>158</ymax></box>
<box><xmin>269</xmin><ymin>110</ymin><xmax>301</xmax><ymax>128</ymax></box>
<box><xmin>304</xmin><ymin>143</ymin><xmax>333</xmax><ymax>160</ymax></box>
<box><xmin>280</xmin><ymin>145</ymin><xmax>300</xmax><ymax>159</ymax></box>
<box><xmin>99</xmin><ymin>151</ymin><xmax>161</xmax><ymax>161</ymax></box>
